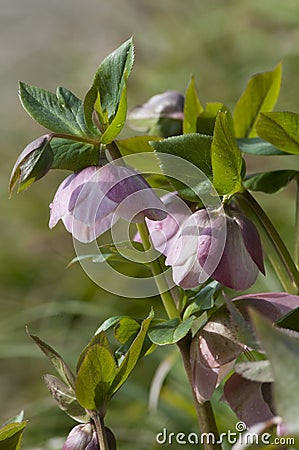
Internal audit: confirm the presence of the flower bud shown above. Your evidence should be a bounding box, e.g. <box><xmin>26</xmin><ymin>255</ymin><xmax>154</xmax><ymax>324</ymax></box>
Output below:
<box><xmin>62</xmin><ymin>423</ymin><xmax>99</xmax><ymax>450</ymax></box>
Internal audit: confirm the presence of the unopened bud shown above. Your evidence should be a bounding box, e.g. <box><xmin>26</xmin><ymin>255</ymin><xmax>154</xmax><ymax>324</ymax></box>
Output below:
<box><xmin>62</xmin><ymin>423</ymin><xmax>99</xmax><ymax>450</ymax></box>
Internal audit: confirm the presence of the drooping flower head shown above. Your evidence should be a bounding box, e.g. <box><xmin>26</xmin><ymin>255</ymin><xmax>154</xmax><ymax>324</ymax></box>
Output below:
<box><xmin>49</xmin><ymin>162</ymin><xmax>167</xmax><ymax>243</ymax></box>
<box><xmin>144</xmin><ymin>193</ymin><xmax>265</xmax><ymax>291</ymax></box>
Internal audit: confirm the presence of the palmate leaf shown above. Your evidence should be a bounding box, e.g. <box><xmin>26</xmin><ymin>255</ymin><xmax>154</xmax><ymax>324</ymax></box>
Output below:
<box><xmin>233</xmin><ymin>63</ymin><xmax>282</xmax><ymax>138</ymax></box>
<box><xmin>84</xmin><ymin>37</ymin><xmax>134</xmax><ymax>133</ymax></box>
<box><xmin>19</xmin><ymin>83</ymin><xmax>97</xmax><ymax>137</ymax></box>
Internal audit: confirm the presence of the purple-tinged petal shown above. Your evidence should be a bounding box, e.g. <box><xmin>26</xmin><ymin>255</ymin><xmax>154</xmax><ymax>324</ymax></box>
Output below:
<box><xmin>49</xmin><ymin>167</ymin><xmax>100</xmax><ymax>228</ymax></box>
<box><xmin>144</xmin><ymin>192</ymin><xmax>192</xmax><ymax>255</ymax></box>
<box><xmin>190</xmin><ymin>335</ymin><xmax>219</xmax><ymax>403</ymax></box>
<box><xmin>212</xmin><ymin>215</ymin><xmax>260</xmax><ymax>290</ymax></box>
<box><xmin>10</xmin><ymin>134</ymin><xmax>52</xmax><ymax>194</ymax></box>
<box><xmin>223</xmin><ymin>373</ymin><xmax>274</xmax><ymax>427</ymax></box>
<box><xmin>166</xmin><ymin>209</ymin><xmax>226</xmax><ymax>288</ymax></box>
<box><xmin>62</xmin><ymin>423</ymin><xmax>98</xmax><ymax>450</ymax></box>
<box><xmin>234</xmin><ymin>292</ymin><xmax>299</xmax><ymax>323</ymax></box>
<box><xmin>235</xmin><ymin>213</ymin><xmax>265</xmax><ymax>274</ymax></box>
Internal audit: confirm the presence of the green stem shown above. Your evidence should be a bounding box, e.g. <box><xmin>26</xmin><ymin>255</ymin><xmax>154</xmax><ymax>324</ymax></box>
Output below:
<box><xmin>234</xmin><ymin>190</ymin><xmax>299</xmax><ymax>294</ymax></box>
<box><xmin>137</xmin><ymin>221</ymin><xmax>222</xmax><ymax>449</ymax></box>
<box><xmin>295</xmin><ymin>175</ymin><xmax>299</xmax><ymax>270</ymax></box>
<box><xmin>136</xmin><ymin>221</ymin><xmax>180</xmax><ymax>320</ymax></box>
<box><xmin>89</xmin><ymin>411</ymin><xmax>110</xmax><ymax>450</ymax></box>
<box><xmin>50</xmin><ymin>132</ymin><xmax>101</xmax><ymax>146</ymax></box>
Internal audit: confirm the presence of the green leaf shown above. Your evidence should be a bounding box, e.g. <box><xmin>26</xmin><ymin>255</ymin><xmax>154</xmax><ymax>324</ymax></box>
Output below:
<box><xmin>100</xmin><ymin>83</ymin><xmax>127</xmax><ymax>144</ymax></box>
<box><xmin>83</xmin><ymin>37</ymin><xmax>134</xmax><ymax>132</ymax></box>
<box><xmin>9</xmin><ymin>135</ymin><xmax>53</xmax><ymax>194</ymax></box>
<box><xmin>148</xmin><ymin>316</ymin><xmax>195</xmax><ymax>346</ymax></box>
<box><xmin>183</xmin><ymin>281</ymin><xmax>219</xmax><ymax>320</ymax></box>
<box><xmin>116</xmin><ymin>135</ymin><xmax>161</xmax><ymax>156</ymax></box>
<box><xmin>233</xmin><ymin>63</ymin><xmax>282</xmax><ymax>138</ymax></box>
<box><xmin>183</xmin><ymin>75</ymin><xmax>203</xmax><ymax>134</ymax></box>
<box><xmin>251</xmin><ymin>310</ymin><xmax>299</xmax><ymax>433</ymax></box>
<box><xmin>111</xmin><ymin>310</ymin><xmax>153</xmax><ymax>394</ymax></box>
<box><xmin>50</xmin><ymin>137</ymin><xmax>100</xmax><ymax>171</ymax></box>
<box><xmin>151</xmin><ymin>133</ymin><xmax>213</xmax><ymax>201</ymax></box>
<box><xmin>237</xmin><ymin>137</ymin><xmax>288</xmax><ymax>155</ymax></box>
<box><xmin>43</xmin><ymin>374</ymin><xmax>89</xmax><ymax>423</ymax></box>
<box><xmin>95</xmin><ymin>316</ymin><xmax>128</xmax><ymax>334</ymax></box>
<box><xmin>244</xmin><ymin>169</ymin><xmax>298</xmax><ymax>194</ymax></box>
<box><xmin>197</xmin><ymin>102</ymin><xmax>231</xmax><ymax>136</ymax></box>
<box><xmin>114</xmin><ymin>317</ymin><xmax>141</xmax><ymax>345</ymax></box>
<box><xmin>256</xmin><ymin>111</ymin><xmax>299</xmax><ymax>155</ymax></box>
<box><xmin>276</xmin><ymin>307</ymin><xmax>299</xmax><ymax>333</ymax></box>
<box><xmin>19</xmin><ymin>82</ymin><xmax>95</xmax><ymax>137</ymax></box>
<box><xmin>0</xmin><ymin>422</ymin><xmax>27</xmax><ymax>450</ymax></box>
<box><xmin>75</xmin><ymin>344</ymin><xmax>117</xmax><ymax>411</ymax></box>
<box><xmin>234</xmin><ymin>360</ymin><xmax>274</xmax><ymax>383</ymax></box>
<box><xmin>27</xmin><ymin>329</ymin><xmax>76</xmax><ymax>389</ymax></box>
<box><xmin>211</xmin><ymin>111</ymin><xmax>243</xmax><ymax>195</ymax></box>
<box><xmin>76</xmin><ymin>331</ymin><xmax>113</xmax><ymax>373</ymax></box>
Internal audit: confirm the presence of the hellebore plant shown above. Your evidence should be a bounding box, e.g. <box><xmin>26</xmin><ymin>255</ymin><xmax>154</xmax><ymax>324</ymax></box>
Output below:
<box><xmin>9</xmin><ymin>37</ymin><xmax>299</xmax><ymax>450</ymax></box>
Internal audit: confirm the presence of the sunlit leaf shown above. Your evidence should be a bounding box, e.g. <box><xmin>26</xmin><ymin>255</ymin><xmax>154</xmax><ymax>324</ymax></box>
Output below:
<box><xmin>256</xmin><ymin>111</ymin><xmax>299</xmax><ymax>155</ymax></box>
<box><xmin>116</xmin><ymin>135</ymin><xmax>161</xmax><ymax>156</ymax></box>
<box><xmin>183</xmin><ymin>75</ymin><xmax>203</xmax><ymax>134</ymax></box>
<box><xmin>0</xmin><ymin>421</ymin><xmax>27</xmax><ymax>450</ymax></box>
<box><xmin>211</xmin><ymin>111</ymin><xmax>243</xmax><ymax>195</ymax></box>
<box><xmin>233</xmin><ymin>63</ymin><xmax>282</xmax><ymax>138</ymax></box>
<box><xmin>111</xmin><ymin>310</ymin><xmax>154</xmax><ymax>394</ymax></box>
<box><xmin>197</xmin><ymin>102</ymin><xmax>231</xmax><ymax>136</ymax></box>
<box><xmin>75</xmin><ymin>344</ymin><xmax>117</xmax><ymax>411</ymax></box>
<box><xmin>83</xmin><ymin>37</ymin><xmax>134</xmax><ymax>132</ymax></box>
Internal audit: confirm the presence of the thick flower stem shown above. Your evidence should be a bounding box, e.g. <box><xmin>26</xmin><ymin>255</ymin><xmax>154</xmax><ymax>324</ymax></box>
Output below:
<box><xmin>234</xmin><ymin>190</ymin><xmax>299</xmax><ymax>294</ymax></box>
<box><xmin>137</xmin><ymin>221</ymin><xmax>222</xmax><ymax>450</ymax></box>
<box><xmin>136</xmin><ymin>221</ymin><xmax>180</xmax><ymax>320</ymax></box>
<box><xmin>89</xmin><ymin>411</ymin><xmax>110</xmax><ymax>450</ymax></box>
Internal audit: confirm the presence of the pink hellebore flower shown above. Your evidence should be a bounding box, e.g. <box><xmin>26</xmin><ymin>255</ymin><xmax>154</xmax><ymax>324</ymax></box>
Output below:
<box><xmin>190</xmin><ymin>292</ymin><xmax>299</xmax><ymax>405</ymax></box>
<box><xmin>49</xmin><ymin>163</ymin><xmax>167</xmax><ymax>243</ymax></box>
<box><xmin>145</xmin><ymin>192</ymin><xmax>265</xmax><ymax>290</ymax></box>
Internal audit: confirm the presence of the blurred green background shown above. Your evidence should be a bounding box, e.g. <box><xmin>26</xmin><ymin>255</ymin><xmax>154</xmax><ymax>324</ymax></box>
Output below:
<box><xmin>1</xmin><ymin>0</ymin><xmax>299</xmax><ymax>448</ymax></box>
